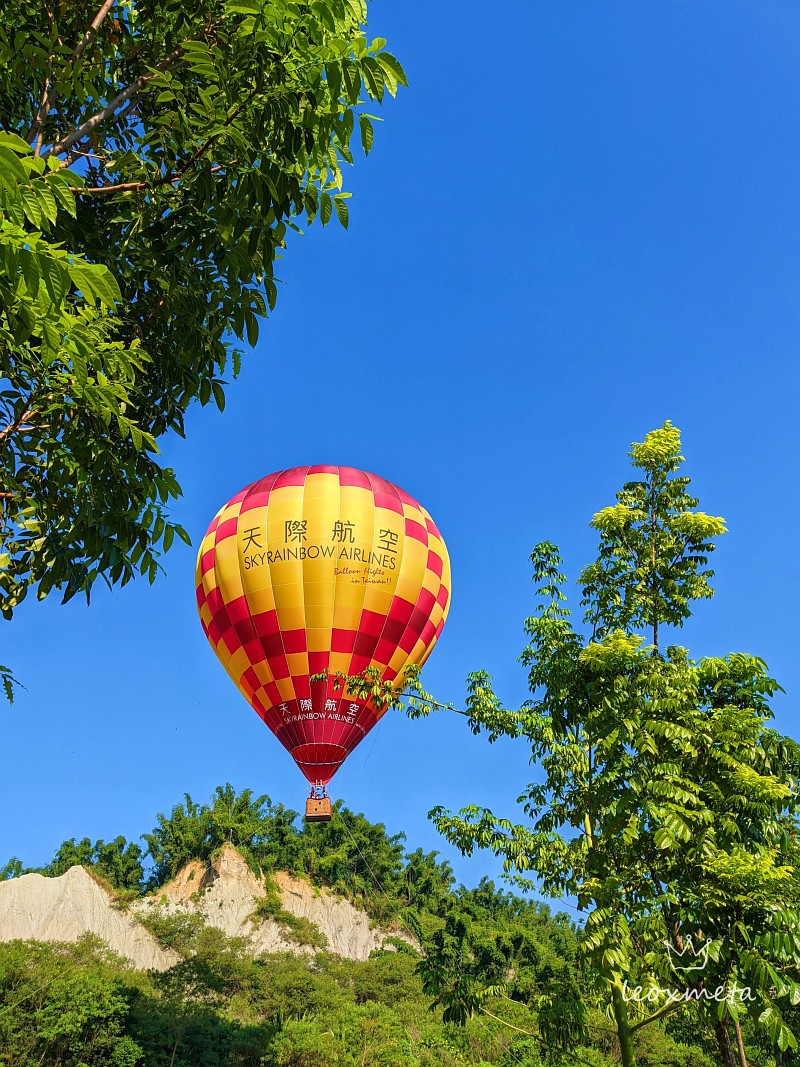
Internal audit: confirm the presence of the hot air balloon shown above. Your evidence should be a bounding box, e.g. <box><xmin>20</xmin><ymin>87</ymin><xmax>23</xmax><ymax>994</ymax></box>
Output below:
<box><xmin>195</xmin><ymin>466</ymin><xmax>451</xmax><ymax>821</ymax></box>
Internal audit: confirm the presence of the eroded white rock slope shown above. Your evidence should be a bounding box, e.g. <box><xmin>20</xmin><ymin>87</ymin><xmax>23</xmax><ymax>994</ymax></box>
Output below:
<box><xmin>0</xmin><ymin>865</ymin><xmax>176</xmax><ymax>970</ymax></box>
<box><xmin>0</xmin><ymin>844</ymin><xmax>414</xmax><ymax>970</ymax></box>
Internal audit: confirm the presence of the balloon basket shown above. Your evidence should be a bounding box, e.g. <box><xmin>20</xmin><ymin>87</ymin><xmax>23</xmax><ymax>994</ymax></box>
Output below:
<box><xmin>305</xmin><ymin>796</ymin><xmax>332</xmax><ymax>822</ymax></box>
<box><xmin>305</xmin><ymin>784</ymin><xmax>332</xmax><ymax>822</ymax></box>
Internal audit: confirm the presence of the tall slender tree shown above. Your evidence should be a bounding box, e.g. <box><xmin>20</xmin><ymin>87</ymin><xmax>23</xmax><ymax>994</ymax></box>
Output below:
<box><xmin>418</xmin><ymin>424</ymin><xmax>800</xmax><ymax>1066</ymax></box>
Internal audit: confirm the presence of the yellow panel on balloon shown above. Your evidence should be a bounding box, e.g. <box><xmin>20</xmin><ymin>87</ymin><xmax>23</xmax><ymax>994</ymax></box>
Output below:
<box><xmin>196</xmin><ymin>466</ymin><xmax>451</xmax><ymax>789</ymax></box>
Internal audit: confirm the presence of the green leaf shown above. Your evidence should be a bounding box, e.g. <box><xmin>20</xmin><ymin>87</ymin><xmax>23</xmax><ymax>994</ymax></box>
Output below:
<box><xmin>341</xmin><ymin>59</ymin><xmax>361</xmax><ymax>105</ymax></box>
<box><xmin>333</xmin><ymin>195</ymin><xmax>349</xmax><ymax>229</ymax></box>
<box><xmin>375</xmin><ymin>51</ymin><xmax>408</xmax><ymax>90</ymax></box>
<box><xmin>326</xmin><ymin>62</ymin><xmax>342</xmax><ymax>104</ymax></box>
<box><xmin>0</xmin><ymin>145</ymin><xmax>28</xmax><ymax>182</ymax></box>
<box><xmin>36</xmin><ymin>184</ymin><xmax>58</xmax><ymax>226</ymax></box>
<box><xmin>68</xmin><ymin>261</ymin><xmax>121</xmax><ymax>308</ymax></box>
<box><xmin>226</xmin><ymin>0</ymin><xmax>262</xmax><ymax>12</ymax></box>
<box><xmin>361</xmin><ymin>56</ymin><xmax>385</xmax><ymax>101</ymax></box>
<box><xmin>19</xmin><ymin>249</ymin><xmax>40</xmax><ymax>296</ymax></box>
<box><xmin>0</xmin><ymin>131</ymin><xmax>32</xmax><ymax>154</ymax></box>
<box><xmin>20</xmin><ymin>186</ymin><xmax>44</xmax><ymax>227</ymax></box>
<box><xmin>358</xmin><ymin>114</ymin><xmax>373</xmax><ymax>155</ymax></box>
<box><xmin>48</xmin><ymin>177</ymin><xmax>78</xmax><ymax>216</ymax></box>
<box><xmin>40</xmin><ymin>256</ymin><xmax>69</xmax><ymax>305</ymax></box>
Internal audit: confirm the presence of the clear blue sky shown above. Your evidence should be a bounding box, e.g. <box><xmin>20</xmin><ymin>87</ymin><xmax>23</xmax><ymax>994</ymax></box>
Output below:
<box><xmin>3</xmin><ymin>1</ymin><xmax>800</xmax><ymax>898</ymax></box>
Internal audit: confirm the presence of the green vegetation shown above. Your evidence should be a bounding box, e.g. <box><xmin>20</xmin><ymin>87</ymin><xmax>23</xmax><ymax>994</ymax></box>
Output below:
<box><xmin>250</xmin><ymin>875</ymin><xmax>329</xmax><ymax>950</ymax></box>
<box><xmin>0</xmin><ymin>889</ymin><xmax>711</xmax><ymax>1067</ymax></box>
<box><xmin>2</xmin><ymin>425</ymin><xmax>797</xmax><ymax>1065</ymax></box>
<box><xmin>0</xmin><ymin>0</ymin><xmax>405</xmax><ymax>701</ymax></box>
<box><xmin>136</xmin><ymin>911</ymin><xmax>208</xmax><ymax>955</ymax></box>
<box><xmin>2</xmin><ymin>783</ymin><xmax>452</xmax><ymax>922</ymax></box>
<box><xmin>305</xmin><ymin>424</ymin><xmax>800</xmax><ymax>1067</ymax></box>
<box><xmin>0</xmin><ymin>779</ymin><xmax>781</xmax><ymax>1066</ymax></box>
<box><xmin>42</xmin><ymin>835</ymin><xmax>146</xmax><ymax>893</ymax></box>
<box><xmin>411</xmin><ymin>424</ymin><xmax>800</xmax><ymax>1067</ymax></box>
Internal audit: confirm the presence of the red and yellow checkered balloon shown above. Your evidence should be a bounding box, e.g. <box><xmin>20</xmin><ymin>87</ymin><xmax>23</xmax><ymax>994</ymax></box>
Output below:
<box><xmin>195</xmin><ymin>466</ymin><xmax>451</xmax><ymax>785</ymax></box>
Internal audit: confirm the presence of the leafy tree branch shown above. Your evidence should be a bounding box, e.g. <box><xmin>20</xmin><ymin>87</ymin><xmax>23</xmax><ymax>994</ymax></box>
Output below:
<box><xmin>0</xmin><ymin>1</ymin><xmax>408</xmax><ymax>680</ymax></box>
<box><xmin>385</xmin><ymin>425</ymin><xmax>799</xmax><ymax>1067</ymax></box>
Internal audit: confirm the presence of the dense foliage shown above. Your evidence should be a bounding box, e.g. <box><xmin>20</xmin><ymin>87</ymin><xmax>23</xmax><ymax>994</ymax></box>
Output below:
<box><xmin>413</xmin><ymin>424</ymin><xmax>800</xmax><ymax>1067</ymax></box>
<box><xmin>0</xmin><ymin>783</ymin><xmax>774</xmax><ymax>1066</ymax></box>
<box><xmin>0</xmin><ymin>1</ymin><xmax>405</xmax><ymax>683</ymax></box>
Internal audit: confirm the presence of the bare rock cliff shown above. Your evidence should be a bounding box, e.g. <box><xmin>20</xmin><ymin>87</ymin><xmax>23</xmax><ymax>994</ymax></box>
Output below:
<box><xmin>0</xmin><ymin>866</ymin><xmax>177</xmax><ymax>970</ymax></box>
<box><xmin>0</xmin><ymin>845</ymin><xmax>415</xmax><ymax>969</ymax></box>
<box><xmin>134</xmin><ymin>844</ymin><xmax>410</xmax><ymax>960</ymax></box>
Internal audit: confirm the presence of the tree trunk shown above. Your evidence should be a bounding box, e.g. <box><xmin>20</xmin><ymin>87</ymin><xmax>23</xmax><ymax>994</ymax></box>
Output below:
<box><xmin>650</xmin><ymin>502</ymin><xmax>659</xmax><ymax>655</ymax></box>
<box><xmin>734</xmin><ymin>1018</ymin><xmax>748</xmax><ymax>1067</ymax></box>
<box><xmin>611</xmin><ymin>980</ymin><xmax>636</xmax><ymax>1067</ymax></box>
<box><xmin>714</xmin><ymin>1020</ymin><xmax>737</xmax><ymax>1067</ymax></box>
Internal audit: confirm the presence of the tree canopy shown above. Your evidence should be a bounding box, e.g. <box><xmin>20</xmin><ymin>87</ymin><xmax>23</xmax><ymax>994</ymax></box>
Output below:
<box><xmin>0</xmin><ymin>1</ymin><xmax>405</xmax><ymax>659</ymax></box>
<box><xmin>402</xmin><ymin>424</ymin><xmax>800</xmax><ymax>1067</ymax></box>
<box><xmin>2</xmin><ymin>782</ymin><xmax>725</xmax><ymax>1067</ymax></box>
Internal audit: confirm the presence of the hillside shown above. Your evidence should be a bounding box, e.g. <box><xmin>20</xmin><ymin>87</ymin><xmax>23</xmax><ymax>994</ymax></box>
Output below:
<box><xmin>0</xmin><ymin>864</ymin><xmax>175</xmax><ymax>970</ymax></box>
<box><xmin>0</xmin><ymin>843</ymin><xmax>411</xmax><ymax>967</ymax></box>
<box><xmin>0</xmin><ymin>785</ymin><xmax>732</xmax><ymax>1066</ymax></box>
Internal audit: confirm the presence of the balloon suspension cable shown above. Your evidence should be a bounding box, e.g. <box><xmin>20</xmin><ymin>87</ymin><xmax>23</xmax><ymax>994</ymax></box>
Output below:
<box><xmin>309</xmin><ymin>781</ymin><xmax>328</xmax><ymax>800</ymax></box>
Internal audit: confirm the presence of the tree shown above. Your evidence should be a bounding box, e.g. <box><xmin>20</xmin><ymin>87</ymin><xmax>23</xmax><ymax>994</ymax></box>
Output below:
<box><xmin>0</xmin><ymin>856</ymin><xmax>23</xmax><ymax>880</ymax></box>
<box><xmin>150</xmin><ymin>926</ymin><xmax>248</xmax><ymax>1067</ymax></box>
<box><xmin>416</xmin><ymin>877</ymin><xmax>582</xmax><ymax>1045</ymax></box>
<box><xmin>403</xmin><ymin>847</ymin><xmax>455</xmax><ymax>912</ymax></box>
<box><xmin>142</xmin><ymin>784</ymin><xmax>301</xmax><ymax>885</ymax></box>
<box><xmin>0</xmin><ymin>937</ymin><xmax>143</xmax><ymax>1066</ymax></box>
<box><xmin>0</xmin><ymin>1</ymin><xmax>406</xmax><ymax>676</ymax></box>
<box><xmin>299</xmin><ymin>802</ymin><xmax>407</xmax><ymax>913</ymax></box>
<box><xmin>272</xmin><ymin>1002</ymin><xmax>414</xmax><ymax>1067</ymax></box>
<box><xmin>42</xmin><ymin>835</ymin><xmax>145</xmax><ymax>892</ymax></box>
<box><xmin>0</xmin><ymin>781</ymin><xmax>728</xmax><ymax>1064</ymax></box>
<box><xmin>412</xmin><ymin>424</ymin><xmax>800</xmax><ymax>1067</ymax></box>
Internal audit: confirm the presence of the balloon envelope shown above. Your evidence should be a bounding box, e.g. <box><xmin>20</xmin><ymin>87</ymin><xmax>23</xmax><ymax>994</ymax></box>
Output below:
<box><xmin>196</xmin><ymin>466</ymin><xmax>451</xmax><ymax>785</ymax></box>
